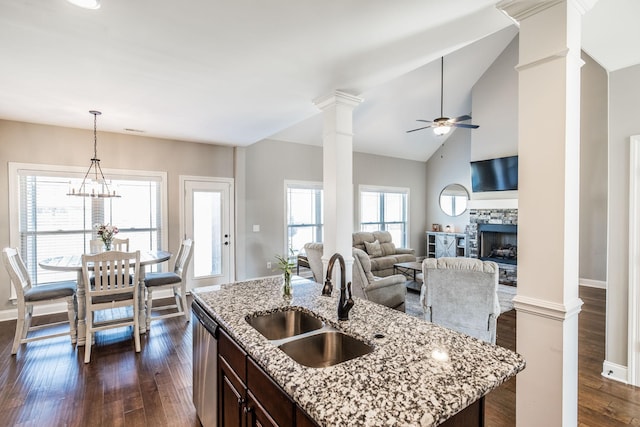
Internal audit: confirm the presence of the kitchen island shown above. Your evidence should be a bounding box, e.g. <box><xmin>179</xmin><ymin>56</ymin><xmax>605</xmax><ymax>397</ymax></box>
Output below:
<box><xmin>192</xmin><ymin>275</ymin><xmax>525</xmax><ymax>426</ymax></box>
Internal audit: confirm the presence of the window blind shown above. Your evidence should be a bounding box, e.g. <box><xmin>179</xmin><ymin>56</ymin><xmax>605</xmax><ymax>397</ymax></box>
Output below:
<box><xmin>13</xmin><ymin>165</ymin><xmax>165</xmax><ymax>289</ymax></box>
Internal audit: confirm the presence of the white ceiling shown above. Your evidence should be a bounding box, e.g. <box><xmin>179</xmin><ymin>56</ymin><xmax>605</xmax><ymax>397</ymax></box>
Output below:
<box><xmin>0</xmin><ymin>0</ymin><xmax>638</xmax><ymax>162</ymax></box>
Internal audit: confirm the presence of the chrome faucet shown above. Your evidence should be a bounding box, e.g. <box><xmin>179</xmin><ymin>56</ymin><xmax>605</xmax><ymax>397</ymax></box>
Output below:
<box><xmin>322</xmin><ymin>253</ymin><xmax>354</xmax><ymax>321</ymax></box>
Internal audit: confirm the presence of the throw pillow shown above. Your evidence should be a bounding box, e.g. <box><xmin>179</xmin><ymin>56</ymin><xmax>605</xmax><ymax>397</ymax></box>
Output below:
<box><xmin>364</xmin><ymin>240</ymin><xmax>383</xmax><ymax>258</ymax></box>
<box><xmin>381</xmin><ymin>242</ymin><xmax>396</xmax><ymax>256</ymax></box>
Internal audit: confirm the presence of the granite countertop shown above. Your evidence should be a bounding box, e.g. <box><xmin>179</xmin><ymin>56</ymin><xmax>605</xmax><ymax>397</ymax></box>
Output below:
<box><xmin>192</xmin><ymin>275</ymin><xmax>525</xmax><ymax>427</ymax></box>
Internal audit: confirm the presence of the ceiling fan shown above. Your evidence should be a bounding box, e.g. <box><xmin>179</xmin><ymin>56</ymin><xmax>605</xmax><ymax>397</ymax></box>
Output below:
<box><xmin>407</xmin><ymin>56</ymin><xmax>479</xmax><ymax>136</ymax></box>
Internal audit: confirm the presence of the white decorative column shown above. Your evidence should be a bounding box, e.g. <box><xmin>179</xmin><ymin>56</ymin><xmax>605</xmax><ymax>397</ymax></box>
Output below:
<box><xmin>314</xmin><ymin>91</ymin><xmax>363</xmax><ymax>285</ymax></box>
<box><xmin>496</xmin><ymin>0</ymin><xmax>595</xmax><ymax>425</ymax></box>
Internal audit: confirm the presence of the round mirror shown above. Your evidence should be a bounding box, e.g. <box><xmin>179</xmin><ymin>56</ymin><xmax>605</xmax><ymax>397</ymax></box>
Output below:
<box><xmin>439</xmin><ymin>184</ymin><xmax>469</xmax><ymax>217</ymax></box>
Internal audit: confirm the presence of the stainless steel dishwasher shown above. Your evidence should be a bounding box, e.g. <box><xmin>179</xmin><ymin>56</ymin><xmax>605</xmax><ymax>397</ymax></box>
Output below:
<box><xmin>192</xmin><ymin>300</ymin><xmax>219</xmax><ymax>427</ymax></box>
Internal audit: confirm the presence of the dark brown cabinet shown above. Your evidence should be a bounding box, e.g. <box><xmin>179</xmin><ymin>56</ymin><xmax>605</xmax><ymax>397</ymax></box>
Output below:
<box><xmin>218</xmin><ymin>326</ymin><xmax>483</xmax><ymax>426</ymax></box>
<box><xmin>219</xmin><ymin>330</ymin><xmax>247</xmax><ymax>427</ymax></box>
<box><xmin>218</xmin><ymin>328</ymin><xmax>318</xmax><ymax>427</ymax></box>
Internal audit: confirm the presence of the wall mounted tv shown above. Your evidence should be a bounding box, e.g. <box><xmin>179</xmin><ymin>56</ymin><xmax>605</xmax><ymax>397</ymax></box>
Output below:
<box><xmin>470</xmin><ymin>155</ymin><xmax>518</xmax><ymax>192</ymax></box>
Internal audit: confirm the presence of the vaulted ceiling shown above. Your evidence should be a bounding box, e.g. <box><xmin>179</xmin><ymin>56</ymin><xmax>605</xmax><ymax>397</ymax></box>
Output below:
<box><xmin>0</xmin><ymin>0</ymin><xmax>638</xmax><ymax>162</ymax></box>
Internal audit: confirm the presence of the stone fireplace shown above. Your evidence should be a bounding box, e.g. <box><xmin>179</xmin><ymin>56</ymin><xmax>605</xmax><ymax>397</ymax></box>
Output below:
<box><xmin>468</xmin><ymin>207</ymin><xmax>518</xmax><ymax>286</ymax></box>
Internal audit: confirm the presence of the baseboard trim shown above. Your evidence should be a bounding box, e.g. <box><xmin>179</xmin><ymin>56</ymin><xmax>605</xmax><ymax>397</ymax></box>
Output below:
<box><xmin>580</xmin><ymin>278</ymin><xmax>606</xmax><ymax>289</ymax></box>
<box><xmin>602</xmin><ymin>360</ymin><xmax>628</xmax><ymax>384</ymax></box>
<box><xmin>0</xmin><ymin>289</ymin><xmax>178</xmax><ymax>322</ymax></box>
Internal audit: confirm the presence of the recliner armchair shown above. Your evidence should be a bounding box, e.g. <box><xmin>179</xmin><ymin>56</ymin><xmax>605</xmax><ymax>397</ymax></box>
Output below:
<box><xmin>303</xmin><ymin>242</ymin><xmax>406</xmax><ymax>312</ymax></box>
<box><xmin>420</xmin><ymin>257</ymin><xmax>500</xmax><ymax>344</ymax></box>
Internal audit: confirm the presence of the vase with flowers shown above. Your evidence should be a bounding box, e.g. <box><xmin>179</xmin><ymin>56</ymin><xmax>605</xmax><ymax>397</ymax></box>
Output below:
<box><xmin>95</xmin><ymin>223</ymin><xmax>119</xmax><ymax>251</ymax></box>
<box><xmin>274</xmin><ymin>252</ymin><xmax>295</xmax><ymax>298</ymax></box>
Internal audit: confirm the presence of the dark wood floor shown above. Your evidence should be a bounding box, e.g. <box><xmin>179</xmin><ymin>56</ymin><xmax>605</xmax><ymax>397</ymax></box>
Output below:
<box><xmin>484</xmin><ymin>286</ymin><xmax>640</xmax><ymax>427</ymax></box>
<box><xmin>0</xmin><ymin>288</ymin><xmax>637</xmax><ymax>426</ymax></box>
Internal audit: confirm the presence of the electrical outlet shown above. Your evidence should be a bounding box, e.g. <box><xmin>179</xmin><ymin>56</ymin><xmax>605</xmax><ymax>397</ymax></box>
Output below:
<box><xmin>266</xmin><ymin>262</ymin><xmax>272</xmax><ymax>269</ymax></box>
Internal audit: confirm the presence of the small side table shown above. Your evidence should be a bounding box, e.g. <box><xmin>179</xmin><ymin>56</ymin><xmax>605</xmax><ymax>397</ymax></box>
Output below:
<box><xmin>393</xmin><ymin>261</ymin><xmax>423</xmax><ymax>292</ymax></box>
<box><xmin>297</xmin><ymin>254</ymin><xmax>310</xmax><ymax>275</ymax></box>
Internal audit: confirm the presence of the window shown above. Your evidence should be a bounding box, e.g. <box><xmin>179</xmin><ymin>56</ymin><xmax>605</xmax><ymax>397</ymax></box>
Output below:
<box><xmin>285</xmin><ymin>182</ymin><xmax>323</xmax><ymax>256</ymax></box>
<box><xmin>9</xmin><ymin>163</ymin><xmax>167</xmax><ymax>290</ymax></box>
<box><xmin>359</xmin><ymin>186</ymin><xmax>409</xmax><ymax>247</ymax></box>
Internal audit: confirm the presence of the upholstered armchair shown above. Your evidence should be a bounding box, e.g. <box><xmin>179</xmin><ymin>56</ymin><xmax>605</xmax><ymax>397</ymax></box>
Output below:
<box><xmin>420</xmin><ymin>257</ymin><xmax>500</xmax><ymax>344</ymax></box>
<box><xmin>303</xmin><ymin>243</ymin><xmax>406</xmax><ymax>312</ymax></box>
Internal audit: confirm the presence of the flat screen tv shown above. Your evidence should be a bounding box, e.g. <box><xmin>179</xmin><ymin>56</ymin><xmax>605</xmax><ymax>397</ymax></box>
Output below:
<box><xmin>470</xmin><ymin>155</ymin><xmax>518</xmax><ymax>192</ymax></box>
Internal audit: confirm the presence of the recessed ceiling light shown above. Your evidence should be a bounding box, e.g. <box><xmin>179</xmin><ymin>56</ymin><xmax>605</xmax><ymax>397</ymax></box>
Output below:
<box><xmin>66</xmin><ymin>0</ymin><xmax>101</xmax><ymax>10</ymax></box>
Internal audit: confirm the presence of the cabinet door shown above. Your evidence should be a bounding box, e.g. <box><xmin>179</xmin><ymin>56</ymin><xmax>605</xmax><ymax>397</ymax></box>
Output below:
<box><xmin>435</xmin><ymin>234</ymin><xmax>457</xmax><ymax>258</ymax></box>
<box><xmin>247</xmin><ymin>358</ymin><xmax>294</xmax><ymax>426</ymax></box>
<box><xmin>219</xmin><ymin>356</ymin><xmax>246</xmax><ymax>427</ymax></box>
<box><xmin>246</xmin><ymin>391</ymin><xmax>280</xmax><ymax>427</ymax></box>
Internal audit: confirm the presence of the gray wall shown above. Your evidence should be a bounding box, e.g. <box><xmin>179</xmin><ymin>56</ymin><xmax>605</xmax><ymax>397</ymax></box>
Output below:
<box><xmin>471</xmin><ymin>36</ymin><xmax>519</xmax><ymax>162</ymax></box>
<box><xmin>425</xmin><ymin>131</ymin><xmax>471</xmax><ymax>234</ymax></box>
<box><xmin>242</xmin><ymin>139</ymin><xmax>428</xmax><ymax>280</ymax></box>
<box><xmin>427</xmin><ymin>38</ymin><xmax>608</xmax><ymax>284</ymax></box>
<box><xmin>243</xmin><ymin>139</ymin><xmax>323</xmax><ymax>280</ymax></box>
<box><xmin>0</xmin><ymin>119</ymin><xmax>234</xmax><ymax>311</ymax></box>
<box><xmin>579</xmin><ymin>53</ymin><xmax>608</xmax><ymax>282</ymax></box>
<box><xmin>607</xmin><ymin>63</ymin><xmax>640</xmax><ymax>366</ymax></box>
<box><xmin>353</xmin><ymin>152</ymin><xmax>428</xmax><ymax>256</ymax></box>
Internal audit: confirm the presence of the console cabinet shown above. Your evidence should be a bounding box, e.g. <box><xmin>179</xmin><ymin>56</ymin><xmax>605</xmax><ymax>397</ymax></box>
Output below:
<box><xmin>218</xmin><ymin>328</ymin><xmax>318</xmax><ymax>427</ymax></box>
<box><xmin>426</xmin><ymin>232</ymin><xmax>468</xmax><ymax>258</ymax></box>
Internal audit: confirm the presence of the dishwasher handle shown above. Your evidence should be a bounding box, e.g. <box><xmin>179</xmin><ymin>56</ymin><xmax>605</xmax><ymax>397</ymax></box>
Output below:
<box><xmin>192</xmin><ymin>300</ymin><xmax>219</xmax><ymax>338</ymax></box>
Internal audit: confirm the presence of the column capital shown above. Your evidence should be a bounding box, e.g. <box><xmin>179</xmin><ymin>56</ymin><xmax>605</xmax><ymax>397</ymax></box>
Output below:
<box><xmin>313</xmin><ymin>90</ymin><xmax>363</xmax><ymax>111</ymax></box>
<box><xmin>496</xmin><ymin>0</ymin><xmax>598</xmax><ymax>22</ymax></box>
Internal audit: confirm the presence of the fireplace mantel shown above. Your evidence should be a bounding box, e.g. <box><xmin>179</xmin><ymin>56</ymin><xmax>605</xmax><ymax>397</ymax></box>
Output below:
<box><xmin>468</xmin><ymin>198</ymin><xmax>518</xmax><ymax>210</ymax></box>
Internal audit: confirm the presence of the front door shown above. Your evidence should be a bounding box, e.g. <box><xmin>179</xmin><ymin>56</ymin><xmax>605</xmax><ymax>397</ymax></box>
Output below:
<box><xmin>182</xmin><ymin>177</ymin><xmax>234</xmax><ymax>289</ymax></box>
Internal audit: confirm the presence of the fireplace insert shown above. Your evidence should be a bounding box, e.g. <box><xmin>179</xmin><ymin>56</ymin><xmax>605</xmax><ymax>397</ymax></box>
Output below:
<box><xmin>478</xmin><ymin>223</ymin><xmax>517</xmax><ymax>265</ymax></box>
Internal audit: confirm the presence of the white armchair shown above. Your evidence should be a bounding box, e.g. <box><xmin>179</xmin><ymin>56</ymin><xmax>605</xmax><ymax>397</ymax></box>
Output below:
<box><xmin>420</xmin><ymin>257</ymin><xmax>500</xmax><ymax>344</ymax></box>
<box><xmin>303</xmin><ymin>243</ymin><xmax>406</xmax><ymax>312</ymax></box>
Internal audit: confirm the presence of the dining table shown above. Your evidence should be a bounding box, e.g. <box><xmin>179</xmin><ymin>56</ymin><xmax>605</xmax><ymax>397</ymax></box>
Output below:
<box><xmin>39</xmin><ymin>250</ymin><xmax>172</xmax><ymax>346</ymax></box>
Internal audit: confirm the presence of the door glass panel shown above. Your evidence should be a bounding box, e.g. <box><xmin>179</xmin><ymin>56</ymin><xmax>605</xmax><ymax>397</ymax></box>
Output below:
<box><xmin>193</xmin><ymin>191</ymin><xmax>222</xmax><ymax>277</ymax></box>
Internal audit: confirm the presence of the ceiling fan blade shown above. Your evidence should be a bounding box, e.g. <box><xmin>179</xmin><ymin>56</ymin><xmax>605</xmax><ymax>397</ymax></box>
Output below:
<box><xmin>416</xmin><ymin>119</ymin><xmax>433</xmax><ymax>124</ymax></box>
<box><xmin>406</xmin><ymin>126</ymin><xmax>433</xmax><ymax>133</ymax></box>
<box><xmin>452</xmin><ymin>123</ymin><xmax>479</xmax><ymax>129</ymax></box>
<box><xmin>450</xmin><ymin>115</ymin><xmax>472</xmax><ymax>123</ymax></box>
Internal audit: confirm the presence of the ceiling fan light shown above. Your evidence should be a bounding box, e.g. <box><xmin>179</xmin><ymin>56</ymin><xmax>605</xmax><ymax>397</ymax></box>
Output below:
<box><xmin>66</xmin><ymin>0</ymin><xmax>101</xmax><ymax>9</ymax></box>
<box><xmin>433</xmin><ymin>125</ymin><xmax>451</xmax><ymax>136</ymax></box>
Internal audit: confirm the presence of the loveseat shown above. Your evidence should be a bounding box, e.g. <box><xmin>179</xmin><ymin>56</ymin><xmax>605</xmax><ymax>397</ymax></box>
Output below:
<box><xmin>352</xmin><ymin>231</ymin><xmax>416</xmax><ymax>277</ymax></box>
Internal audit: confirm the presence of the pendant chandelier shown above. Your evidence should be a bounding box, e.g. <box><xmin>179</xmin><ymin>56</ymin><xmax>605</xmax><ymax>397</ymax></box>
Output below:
<box><xmin>68</xmin><ymin>110</ymin><xmax>120</xmax><ymax>198</ymax></box>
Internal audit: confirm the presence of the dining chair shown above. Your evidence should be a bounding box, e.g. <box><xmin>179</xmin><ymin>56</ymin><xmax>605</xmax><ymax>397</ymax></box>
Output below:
<box><xmin>81</xmin><ymin>250</ymin><xmax>141</xmax><ymax>363</ymax></box>
<box><xmin>2</xmin><ymin>247</ymin><xmax>77</xmax><ymax>355</ymax></box>
<box><xmin>89</xmin><ymin>238</ymin><xmax>129</xmax><ymax>253</ymax></box>
<box><xmin>89</xmin><ymin>239</ymin><xmax>104</xmax><ymax>254</ymax></box>
<box><xmin>112</xmin><ymin>238</ymin><xmax>129</xmax><ymax>251</ymax></box>
<box><xmin>143</xmin><ymin>239</ymin><xmax>193</xmax><ymax>330</ymax></box>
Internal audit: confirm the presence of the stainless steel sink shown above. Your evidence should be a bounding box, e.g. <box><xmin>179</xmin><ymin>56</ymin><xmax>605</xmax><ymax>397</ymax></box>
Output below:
<box><xmin>278</xmin><ymin>331</ymin><xmax>373</xmax><ymax>368</ymax></box>
<box><xmin>246</xmin><ymin>309</ymin><xmax>323</xmax><ymax>340</ymax></box>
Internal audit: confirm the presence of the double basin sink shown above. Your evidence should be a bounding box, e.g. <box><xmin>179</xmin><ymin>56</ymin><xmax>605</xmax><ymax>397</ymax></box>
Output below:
<box><xmin>246</xmin><ymin>308</ymin><xmax>373</xmax><ymax>368</ymax></box>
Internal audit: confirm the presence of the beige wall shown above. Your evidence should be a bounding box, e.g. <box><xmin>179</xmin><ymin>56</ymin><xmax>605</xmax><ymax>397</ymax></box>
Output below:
<box><xmin>0</xmin><ymin>119</ymin><xmax>234</xmax><ymax>311</ymax></box>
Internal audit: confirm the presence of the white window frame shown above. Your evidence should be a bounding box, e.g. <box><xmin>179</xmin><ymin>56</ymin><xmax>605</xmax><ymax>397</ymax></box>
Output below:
<box><xmin>358</xmin><ymin>185</ymin><xmax>410</xmax><ymax>248</ymax></box>
<box><xmin>8</xmin><ymin>162</ymin><xmax>168</xmax><ymax>299</ymax></box>
<box><xmin>284</xmin><ymin>180</ymin><xmax>323</xmax><ymax>256</ymax></box>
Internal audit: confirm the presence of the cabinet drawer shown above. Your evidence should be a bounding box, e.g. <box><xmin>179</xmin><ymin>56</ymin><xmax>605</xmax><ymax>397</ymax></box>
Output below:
<box><xmin>219</xmin><ymin>328</ymin><xmax>247</xmax><ymax>383</ymax></box>
<box><xmin>247</xmin><ymin>357</ymin><xmax>294</xmax><ymax>426</ymax></box>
